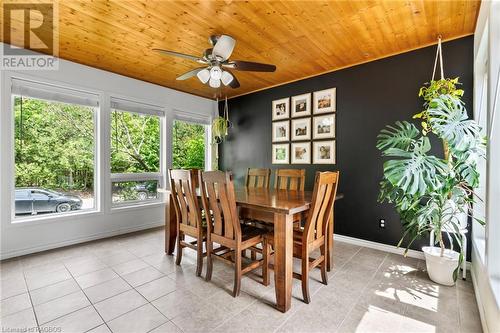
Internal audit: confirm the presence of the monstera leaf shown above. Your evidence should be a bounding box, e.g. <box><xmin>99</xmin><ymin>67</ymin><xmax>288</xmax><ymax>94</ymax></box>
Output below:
<box><xmin>382</xmin><ymin>137</ymin><xmax>448</xmax><ymax>196</ymax></box>
<box><xmin>377</xmin><ymin>121</ymin><xmax>420</xmax><ymax>151</ymax></box>
<box><xmin>427</xmin><ymin>95</ymin><xmax>482</xmax><ymax>152</ymax></box>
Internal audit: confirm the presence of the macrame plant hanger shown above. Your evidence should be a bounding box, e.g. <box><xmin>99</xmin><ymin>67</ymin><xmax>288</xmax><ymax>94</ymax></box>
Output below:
<box><xmin>223</xmin><ymin>95</ymin><xmax>229</xmax><ymax>136</ymax></box>
<box><xmin>431</xmin><ymin>36</ymin><xmax>445</xmax><ymax>82</ymax></box>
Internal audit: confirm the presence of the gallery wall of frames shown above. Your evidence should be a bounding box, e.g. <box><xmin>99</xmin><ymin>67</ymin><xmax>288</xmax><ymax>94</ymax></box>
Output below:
<box><xmin>271</xmin><ymin>88</ymin><xmax>336</xmax><ymax>165</ymax></box>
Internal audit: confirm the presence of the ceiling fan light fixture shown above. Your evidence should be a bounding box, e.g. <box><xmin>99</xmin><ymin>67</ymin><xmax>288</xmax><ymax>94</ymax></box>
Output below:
<box><xmin>197</xmin><ymin>68</ymin><xmax>210</xmax><ymax>83</ymax></box>
<box><xmin>221</xmin><ymin>71</ymin><xmax>234</xmax><ymax>86</ymax></box>
<box><xmin>209</xmin><ymin>77</ymin><xmax>221</xmax><ymax>88</ymax></box>
<box><xmin>210</xmin><ymin>66</ymin><xmax>223</xmax><ymax>80</ymax></box>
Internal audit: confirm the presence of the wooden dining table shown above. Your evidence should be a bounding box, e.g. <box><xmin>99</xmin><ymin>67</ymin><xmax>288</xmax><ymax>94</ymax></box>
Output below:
<box><xmin>164</xmin><ymin>186</ymin><xmax>342</xmax><ymax>313</ymax></box>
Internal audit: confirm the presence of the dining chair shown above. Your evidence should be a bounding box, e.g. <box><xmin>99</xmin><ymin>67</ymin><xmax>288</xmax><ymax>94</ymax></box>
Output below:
<box><xmin>274</xmin><ymin>168</ymin><xmax>306</xmax><ymax>191</ymax></box>
<box><xmin>169</xmin><ymin>169</ymin><xmax>205</xmax><ymax>277</ymax></box>
<box><xmin>245</xmin><ymin>168</ymin><xmax>271</xmax><ymax>188</ymax></box>
<box><xmin>265</xmin><ymin>171</ymin><xmax>339</xmax><ymax>303</ymax></box>
<box><xmin>199</xmin><ymin>170</ymin><xmax>270</xmax><ymax>296</ymax></box>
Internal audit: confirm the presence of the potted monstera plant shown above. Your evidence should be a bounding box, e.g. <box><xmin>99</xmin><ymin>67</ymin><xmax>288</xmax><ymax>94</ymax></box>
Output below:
<box><xmin>377</xmin><ymin>77</ymin><xmax>486</xmax><ymax>285</ymax></box>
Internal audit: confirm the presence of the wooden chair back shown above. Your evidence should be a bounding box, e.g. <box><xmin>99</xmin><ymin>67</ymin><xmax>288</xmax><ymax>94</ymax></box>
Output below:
<box><xmin>274</xmin><ymin>169</ymin><xmax>306</xmax><ymax>191</ymax></box>
<box><xmin>199</xmin><ymin>171</ymin><xmax>242</xmax><ymax>243</ymax></box>
<box><xmin>169</xmin><ymin>169</ymin><xmax>202</xmax><ymax>229</ymax></box>
<box><xmin>303</xmin><ymin>171</ymin><xmax>339</xmax><ymax>245</ymax></box>
<box><xmin>245</xmin><ymin>168</ymin><xmax>271</xmax><ymax>188</ymax></box>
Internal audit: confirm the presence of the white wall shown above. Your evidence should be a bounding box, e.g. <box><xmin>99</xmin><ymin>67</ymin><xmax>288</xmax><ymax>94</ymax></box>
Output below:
<box><xmin>472</xmin><ymin>2</ymin><xmax>500</xmax><ymax>332</ymax></box>
<box><xmin>0</xmin><ymin>45</ymin><xmax>217</xmax><ymax>259</ymax></box>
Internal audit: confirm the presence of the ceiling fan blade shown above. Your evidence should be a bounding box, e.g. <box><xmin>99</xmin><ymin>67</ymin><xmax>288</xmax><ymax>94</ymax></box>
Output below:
<box><xmin>176</xmin><ymin>67</ymin><xmax>207</xmax><ymax>80</ymax></box>
<box><xmin>153</xmin><ymin>49</ymin><xmax>206</xmax><ymax>63</ymax></box>
<box><xmin>223</xmin><ymin>60</ymin><xmax>276</xmax><ymax>72</ymax></box>
<box><xmin>212</xmin><ymin>35</ymin><xmax>236</xmax><ymax>61</ymax></box>
<box><xmin>228</xmin><ymin>73</ymin><xmax>240</xmax><ymax>89</ymax></box>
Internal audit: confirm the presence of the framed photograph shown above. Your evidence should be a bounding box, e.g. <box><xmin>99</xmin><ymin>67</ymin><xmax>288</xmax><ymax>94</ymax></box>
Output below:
<box><xmin>313</xmin><ymin>114</ymin><xmax>336</xmax><ymax>139</ymax></box>
<box><xmin>272</xmin><ymin>98</ymin><xmax>290</xmax><ymax>121</ymax></box>
<box><xmin>291</xmin><ymin>118</ymin><xmax>311</xmax><ymax>141</ymax></box>
<box><xmin>272</xmin><ymin>120</ymin><xmax>289</xmax><ymax>142</ymax></box>
<box><xmin>313</xmin><ymin>140</ymin><xmax>336</xmax><ymax>164</ymax></box>
<box><xmin>291</xmin><ymin>142</ymin><xmax>311</xmax><ymax>164</ymax></box>
<box><xmin>272</xmin><ymin>144</ymin><xmax>289</xmax><ymax>164</ymax></box>
<box><xmin>291</xmin><ymin>93</ymin><xmax>311</xmax><ymax>118</ymax></box>
<box><xmin>313</xmin><ymin>88</ymin><xmax>336</xmax><ymax>114</ymax></box>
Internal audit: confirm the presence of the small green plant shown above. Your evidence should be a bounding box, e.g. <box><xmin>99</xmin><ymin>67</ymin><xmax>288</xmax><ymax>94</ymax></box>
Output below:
<box><xmin>377</xmin><ymin>78</ymin><xmax>485</xmax><ymax>279</ymax></box>
<box><xmin>211</xmin><ymin>116</ymin><xmax>229</xmax><ymax>144</ymax></box>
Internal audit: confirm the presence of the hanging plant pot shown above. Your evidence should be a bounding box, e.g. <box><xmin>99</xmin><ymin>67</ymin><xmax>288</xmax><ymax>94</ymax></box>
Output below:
<box><xmin>211</xmin><ymin>95</ymin><xmax>231</xmax><ymax>143</ymax></box>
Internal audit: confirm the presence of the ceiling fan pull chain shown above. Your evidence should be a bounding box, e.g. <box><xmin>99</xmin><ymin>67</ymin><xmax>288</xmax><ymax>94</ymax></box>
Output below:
<box><xmin>431</xmin><ymin>36</ymin><xmax>444</xmax><ymax>81</ymax></box>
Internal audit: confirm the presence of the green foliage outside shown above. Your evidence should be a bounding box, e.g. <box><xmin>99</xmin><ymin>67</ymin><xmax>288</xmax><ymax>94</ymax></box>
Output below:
<box><xmin>172</xmin><ymin>120</ymin><xmax>205</xmax><ymax>169</ymax></box>
<box><xmin>14</xmin><ymin>97</ymin><xmax>161</xmax><ymax>198</ymax></box>
<box><xmin>14</xmin><ymin>97</ymin><xmax>205</xmax><ymax>202</ymax></box>
<box><xmin>15</xmin><ymin>97</ymin><xmax>95</xmax><ymax>192</ymax></box>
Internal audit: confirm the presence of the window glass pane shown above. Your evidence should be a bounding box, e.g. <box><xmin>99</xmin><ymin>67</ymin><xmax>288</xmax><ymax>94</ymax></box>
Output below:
<box><xmin>112</xmin><ymin>180</ymin><xmax>158</xmax><ymax>204</ymax></box>
<box><xmin>172</xmin><ymin>120</ymin><xmax>205</xmax><ymax>169</ymax></box>
<box><xmin>14</xmin><ymin>96</ymin><xmax>95</xmax><ymax>217</ymax></box>
<box><xmin>111</xmin><ymin>110</ymin><xmax>160</xmax><ymax>173</ymax></box>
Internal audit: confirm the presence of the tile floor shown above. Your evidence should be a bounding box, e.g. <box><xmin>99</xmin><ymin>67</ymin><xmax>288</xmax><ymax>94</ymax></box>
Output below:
<box><xmin>0</xmin><ymin>228</ymin><xmax>482</xmax><ymax>333</ymax></box>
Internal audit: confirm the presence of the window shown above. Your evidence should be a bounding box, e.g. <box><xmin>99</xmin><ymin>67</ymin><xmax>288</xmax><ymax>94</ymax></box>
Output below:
<box><xmin>110</xmin><ymin>98</ymin><xmax>163</xmax><ymax>206</ymax></box>
<box><xmin>172</xmin><ymin>119</ymin><xmax>207</xmax><ymax>170</ymax></box>
<box><xmin>12</xmin><ymin>79</ymin><xmax>98</xmax><ymax>219</ymax></box>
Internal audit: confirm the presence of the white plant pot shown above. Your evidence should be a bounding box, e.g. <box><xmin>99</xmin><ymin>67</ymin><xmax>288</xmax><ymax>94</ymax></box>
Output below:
<box><xmin>422</xmin><ymin>246</ymin><xmax>459</xmax><ymax>286</ymax></box>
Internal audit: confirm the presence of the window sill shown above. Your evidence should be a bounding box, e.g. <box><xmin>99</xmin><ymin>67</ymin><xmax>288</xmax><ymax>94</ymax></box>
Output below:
<box><xmin>110</xmin><ymin>200</ymin><xmax>165</xmax><ymax>213</ymax></box>
<box><xmin>8</xmin><ymin>209</ymin><xmax>102</xmax><ymax>228</ymax></box>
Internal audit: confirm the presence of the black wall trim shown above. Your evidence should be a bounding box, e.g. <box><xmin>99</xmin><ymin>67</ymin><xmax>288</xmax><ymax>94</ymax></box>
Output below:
<box><xmin>218</xmin><ymin>36</ymin><xmax>474</xmax><ymax>256</ymax></box>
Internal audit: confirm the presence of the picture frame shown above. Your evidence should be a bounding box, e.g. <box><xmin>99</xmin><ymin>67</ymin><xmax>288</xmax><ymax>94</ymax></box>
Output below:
<box><xmin>313</xmin><ymin>114</ymin><xmax>336</xmax><ymax>139</ymax></box>
<box><xmin>291</xmin><ymin>142</ymin><xmax>311</xmax><ymax>164</ymax></box>
<box><xmin>272</xmin><ymin>144</ymin><xmax>289</xmax><ymax>164</ymax></box>
<box><xmin>313</xmin><ymin>140</ymin><xmax>336</xmax><ymax>164</ymax></box>
<box><xmin>272</xmin><ymin>97</ymin><xmax>290</xmax><ymax>121</ymax></box>
<box><xmin>291</xmin><ymin>118</ymin><xmax>311</xmax><ymax>141</ymax></box>
<box><xmin>291</xmin><ymin>93</ymin><xmax>311</xmax><ymax>118</ymax></box>
<box><xmin>313</xmin><ymin>88</ymin><xmax>336</xmax><ymax>114</ymax></box>
<box><xmin>272</xmin><ymin>120</ymin><xmax>289</xmax><ymax>142</ymax></box>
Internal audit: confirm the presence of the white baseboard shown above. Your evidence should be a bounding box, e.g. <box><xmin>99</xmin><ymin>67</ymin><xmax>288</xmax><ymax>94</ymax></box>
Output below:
<box><xmin>334</xmin><ymin>233</ymin><xmax>471</xmax><ymax>270</ymax></box>
<box><xmin>0</xmin><ymin>221</ymin><xmax>164</xmax><ymax>260</ymax></box>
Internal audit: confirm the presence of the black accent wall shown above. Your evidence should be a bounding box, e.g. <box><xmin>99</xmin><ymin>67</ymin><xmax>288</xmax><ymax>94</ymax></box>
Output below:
<box><xmin>218</xmin><ymin>36</ymin><xmax>474</xmax><ymax>255</ymax></box>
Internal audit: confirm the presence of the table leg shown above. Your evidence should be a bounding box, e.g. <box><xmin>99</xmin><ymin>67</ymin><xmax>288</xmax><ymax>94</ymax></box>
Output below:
<box><xmin>165</xmin><ymin>193</ymin><xmax>176</xmax><ymax>255</ymax></box>
<box><xmin>274</xmin><ymin>213</ymin><xmax>293</xmax><ymax>313</ymax></box>
<box><xmin>327</xmin><ymin>207</ymin><xmax>334</xmax><ymax>271</ymax></box>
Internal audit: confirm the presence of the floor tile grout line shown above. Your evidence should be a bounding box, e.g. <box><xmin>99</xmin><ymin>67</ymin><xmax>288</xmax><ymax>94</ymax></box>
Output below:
<box><xmin>272</xmin><ymin>245</ymin><xmax>364</xmax><ymax>333</ymax></box>
<box><xmin>333</xmin><ymin>251</ymin><xmax>390</xmax><ymax>333</ymax></box>
<box><xmin>22</xmin><ymin>269</ymin><xmax>41</xmax><ymax>331</ymax></box>
<box><xmin>62</xmin><ymin>260</ymin><xmax>114</xmax><ymax>333</ymax></box>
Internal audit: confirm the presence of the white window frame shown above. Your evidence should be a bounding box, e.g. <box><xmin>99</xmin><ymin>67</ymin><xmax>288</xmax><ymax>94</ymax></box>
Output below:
<box><xmin>109</xmin><ymin>97</ymin><xmax>165</xmax><ymax>209</ymax></box>
<box><xmin>9</xmin><ymin>76</ymin><xmax>101</xmax><ymax>223</ymax></box>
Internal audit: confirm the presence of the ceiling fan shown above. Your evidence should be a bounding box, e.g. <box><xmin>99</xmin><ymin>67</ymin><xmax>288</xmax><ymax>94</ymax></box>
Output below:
<box><xmin>153</xmin><ymin>34</ymin><xmax>276</xmax><ymax>89</ymax></box>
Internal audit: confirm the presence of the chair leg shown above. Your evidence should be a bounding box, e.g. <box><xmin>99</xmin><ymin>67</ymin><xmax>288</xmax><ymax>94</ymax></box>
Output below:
<box><xmin>320</xmin><ymin>244</ymin><xmax>328</xmax><ymax>285</ymax></box>
<box><xmin>206</xmin><ymin>240</ymin><xmax>213</xmax><ymax>282</ymax></box>
<box><xmin>196</xmin><ymin>237</ymin><xmax>203</xmax><ymax>277</ymax></box>
<box><xmin>233</xmin><ymin>249</ymin><xmax>242</xmax><ymax>297</ymax></box>
<box><xmin>301</xmin><ymin>256</ymin><xmax>311</xmax><ymax>304</ymax></box>
<box><xmin>262</xmin><ymin>240</ymin><xmax>270</xmax><ymax>286</ymax></box>
<box><xmin>251</xmin><ymin>250</ymin><xmax>257</xmax><ymax>261</ymax></box>
<box><xmin>175</xmin><ymin>233</ymin><xmax>183</xmax><ymax>266</ymax></box>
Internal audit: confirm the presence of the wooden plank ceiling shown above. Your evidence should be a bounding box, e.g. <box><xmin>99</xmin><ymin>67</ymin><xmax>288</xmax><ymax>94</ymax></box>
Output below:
<box><xmin>1</xmin><ymin>0</ymin><xmax>480</xmax><ymax>99</ymax></box>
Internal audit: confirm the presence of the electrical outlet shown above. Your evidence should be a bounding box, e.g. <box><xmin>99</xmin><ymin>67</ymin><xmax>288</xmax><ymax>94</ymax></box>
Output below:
<box><xmin>379</xmin><ymin>219</ymin><xmax>386</xmax><ymax>228</ymax></box>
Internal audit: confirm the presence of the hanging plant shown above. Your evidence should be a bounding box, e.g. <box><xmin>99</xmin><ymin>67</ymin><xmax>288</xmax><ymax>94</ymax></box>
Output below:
<box><xmin>211</xmin><ymin>96</ymin><xmax>232</xmax><ymax>144</ymax></box>
<box><xmin>376</xmin><ymin>37</ymin><xmax>486</xmax><ymax>285</ymax></box>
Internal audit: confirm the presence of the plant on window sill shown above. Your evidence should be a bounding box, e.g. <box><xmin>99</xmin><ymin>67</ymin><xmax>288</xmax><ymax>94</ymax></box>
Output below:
<box><xmin>376</xmin><ymin>76</ymin><xmax>486</xmax><ymax>285</ymax></box>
